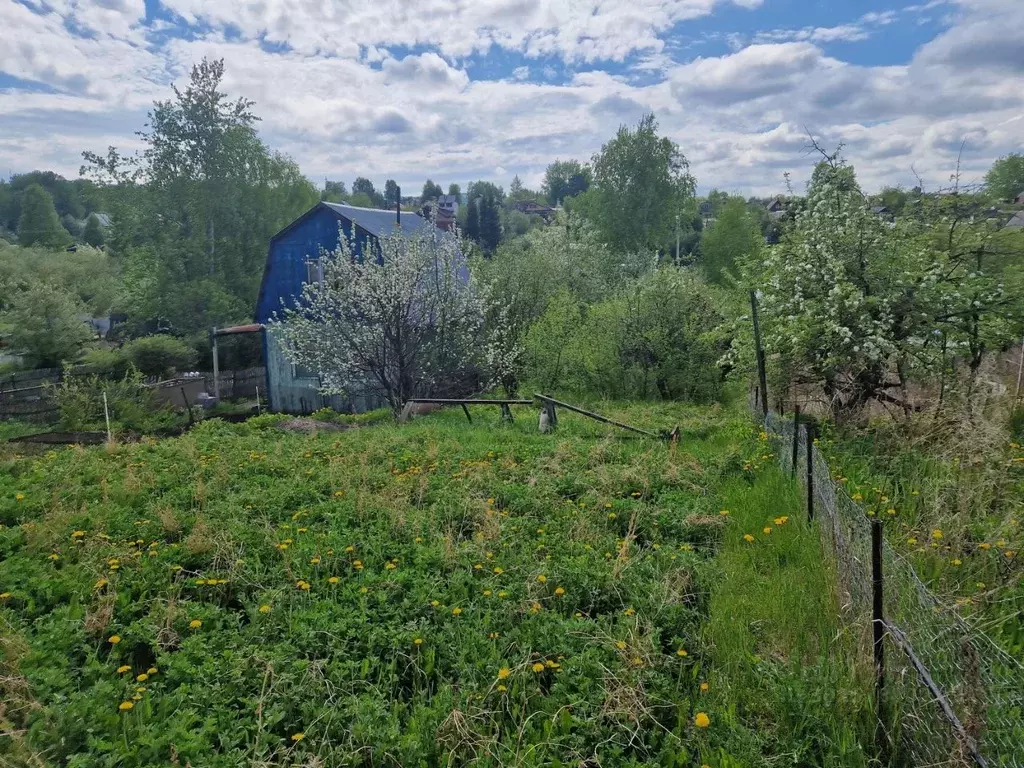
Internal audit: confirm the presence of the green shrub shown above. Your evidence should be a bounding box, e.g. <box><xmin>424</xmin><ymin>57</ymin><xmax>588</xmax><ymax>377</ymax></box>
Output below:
<box><xmin>52</xmin><ymin>367</ymin><xmax>171</xmax><ymax>433</ymax></box>
<box><xmin>122</xmin><ymin>335</ymin><xmax>197</xmax><ymax>379</ymax></box>
<box><xmin>81</xmin><ymin>347</ymin><xmax>131</xmax><ymax>377</ymax></box>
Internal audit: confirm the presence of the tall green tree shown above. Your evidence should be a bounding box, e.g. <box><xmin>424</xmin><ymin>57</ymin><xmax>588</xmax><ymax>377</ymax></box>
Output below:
<box><xmin>985</xmin><ymin>154</ymin><xmax>1024</xmax><ymax>202</ymax></box>
<box><xmin>582</xmin><ymin>114</ymin><xmax>695</xmax><ymax>253</ymax></box>
<box><xmin>700</xmin><ymin>197</ymin><xmax>761</xmax><ymax>284</ymax></box>
<box><xmin>17</xmin><ymin>184</ymin><xmax>71</xmax><ymax>248</ymax></box>
<box><xmin>542</xmin><ymin>160</ymin><xmax>591</xmax><ymax>205</ymax></box>
<box><xmin>82</xmin><ymin>214</ymin><xmax>105</xmax><ymax>247</ymax></box>
<box><xmin>448</xmin><ymin>183</ymin><xmax>461</xmax><ymax>198</ymax></box>
<box><xmin>384</xmin><ymin>179</ymin><xmax>400</xmax><ymax>207</ymax></box>
<box><xmin>421</xmin><ymin>179</ymin><xmax>443</xmax><ymax>200</ymax></box>
<box><xmin>82</xmin><ymin>58</ymin><xmax>318</xmax><ymax>333</ymax></box>
<box><xmin>352</xmin><ymin>177</ymin><xmax>385</xmax><ymax>207</ymax></box>
<box><xmin>0</xmin><ymin>282</ymin><xmax>91</xmax><ymax>366</ymax></box>
<box><xmin>322</xmin><ymin>180</ymin><xmax>348</xmax><ymax>202</ymax></box>
<box><xmin>466</xmin><ymin>182</ymin><xmax>504</xmax><ymax>253</ymax></box>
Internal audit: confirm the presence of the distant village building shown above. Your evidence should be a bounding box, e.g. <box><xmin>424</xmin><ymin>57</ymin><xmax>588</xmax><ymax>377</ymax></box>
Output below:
<box><xmin>1004</xmin><ymin>211</ymin><xmax>1024</xmax><ymax>230</ymax></box>
<box><xmin>254</xmin><ymin>201</ymin><xmax>439</xmax><ymax>413</ymax></box>
<box><xmin>765</xmin><ymin>197</ymin><xmax>786</xmax><ymax>218</ymax></box>
<box><xmin>511</xmin><ymin>199</ymin><xmax>555</xmax><ymax>221</ymax></box>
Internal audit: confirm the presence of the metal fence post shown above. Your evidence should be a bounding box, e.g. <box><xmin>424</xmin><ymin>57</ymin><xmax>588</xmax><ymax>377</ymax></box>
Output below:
<box><xmin>872</xmin><ymin>519</ymin><xmax>888</xmax><ymax>762</ymax></box>
<box><xmin>790</xmin><ymin>405</ymin><xmax>800</xmax><ymax>478</ymax></box>
<box><xmin>804</xmin><ymin>423</ymin><xmax>814</xmax><ymax>521</ymax></box>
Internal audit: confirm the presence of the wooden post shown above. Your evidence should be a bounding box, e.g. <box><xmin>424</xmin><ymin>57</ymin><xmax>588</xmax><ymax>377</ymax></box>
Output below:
<box><xmin>750</xmin><ymin>290</ymin><xmax>769</xmax><ymax>417</ymax></box>
<box><xmin>461</xmin><ymin>403</ymin><xmax>472</xmax><ymax>423</ymax></box>
<box><xmin>102</xmin><ymin>391</ymin><xmax>112</xmax><ymax>444</ymax></box>
<box><xmin>805</xmin><ymin>422</ymin><xmax>814</xmax><ymax>521</ymax></box>
<box><xmin>872</xmin><ymin>519</ymin><xmax>887</xmax><ymax>761</ymax></box>
<box><xmin>790</xmin><ymin>405</ymin><xmax>800</xmax><ymax>478</ymax></box>
<box><xmin>211</xmin><ymin>328</ymin><xmax>220</xmax><ymax>401</ymax></box>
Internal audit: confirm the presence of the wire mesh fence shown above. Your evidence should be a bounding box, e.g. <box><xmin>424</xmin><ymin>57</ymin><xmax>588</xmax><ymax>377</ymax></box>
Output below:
<box><xmin>761</xmin><ymin>408</ymin><xmax>1024</xmax><ymax>767</ymax></box>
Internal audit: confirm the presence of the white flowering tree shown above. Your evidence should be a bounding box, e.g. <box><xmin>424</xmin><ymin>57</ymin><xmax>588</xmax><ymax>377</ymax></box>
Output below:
<box><xmin>269</xmin><ymin>224</ymin><xmax>487</xmax><ymax>414</ymax></box>
<box><xmin>742</xmin><ymin>152</ymin><xmax>1024</xmax><ymax>418</ymax></box>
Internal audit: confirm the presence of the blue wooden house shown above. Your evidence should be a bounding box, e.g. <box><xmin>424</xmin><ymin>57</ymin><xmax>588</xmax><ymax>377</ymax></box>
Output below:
<box><xmin>254</xmin><ymin>202</ymin><xmax>430</xmax><ymax>414</ymax></box>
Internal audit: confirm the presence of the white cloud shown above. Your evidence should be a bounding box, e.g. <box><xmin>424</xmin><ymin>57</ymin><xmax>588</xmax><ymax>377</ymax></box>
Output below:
<box><xmin>0</xmin><ymin>0</ymin><xmax>1021</xmax><ymax>199</ymax></box>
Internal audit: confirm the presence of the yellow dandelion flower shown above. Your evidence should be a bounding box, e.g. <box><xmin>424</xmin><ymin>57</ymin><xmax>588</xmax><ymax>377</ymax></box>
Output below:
<box><xmin>979</xmin><ymin>542</ymin><xmax>991</xmax><ymax>550</ymax></box>
<box><xmin>743</xmin><ymin>534</ymin><xmax>755</xmax><ymax>543</ymax></box>
<box><xmin>117</xmin><ymin>665</ymin><xmax>131</xmax><ymax>674</ymax></box>
<box><xmin>47</xmin><ymin>553</ymin><xmax>59</xmax><ymax>561</ymax></box>
<box><xmin>852</xmin><ymin>493</ymin><xmax>863</xmax><ymax>501</ymax></box>
<box><xmin>328</xmin><ymin>576</ymin><xmax>339</xmax><ymax>584</ymax></box>
<box><xmin>119</xmin><ymin>701</ymin><xmax>134</xmax><ymax>711</ymax></box>
<box><xmin>700</xmin><ymin>682</ymin><xmax>709</xmax><ymax>692</ymax></box>
<box><xmin>359</xmin><ymin>586</ymin><xmax>368</xmax><ymax>594</ymax></box>
<box><xmin>413</xmin><ymin>638</ymin><xmax>424</xmax><ymax>646</ymax></box>
<box><xmin>694</xmin><ymin>712</ymin><xmax>710</xmax><ymax>728</ymax></box>
<box><xmin>493</xmin><ymin>566</ymin><xmax>503</xmax><ymax>574</ymax></box>
<box><xmin>932</xmin><ymin>529</ymin><xmax>943</xmax><ymax>540</ymax></box>
<box><xmin>763</xmin><ymin>527</ymin><xmax>772</xmax><ymax>535</ymax></box>
<box><xmin>291</xmin><ymin>732</ymin><xmax>305</xmax><ymax>741</ymax></box>
<box><xmin>615</xmin><ymin>640</ymin><xmax>627</xmax><ymax>650</ymax></box>
<box><xmin>188</xmin><ymin>620</ymin><xmax>202</xmax><ymax>629</ymax></box>
<box><xmin>623</xmin><ymin>607</ymin><xmax>635</xmax><ymax>616</ymax></box>
<box><xmin>608</xmin><ymin>512</ymin><xmax>617</xmax><ymax>520</ymax></box>
<box><xmin>497</xmin><ymin>684</ymin><xmax>507</xmax><ymax>692</ymax></box>
<box><xmin>136</xmin><ymin>673</ymin><xmax>149</xmax><ymax>682</ymax></box>
<box><xmin>677</xmin><ymin>648</ymin><xmax>688</xmax><ymax>657</ymax></box>
<box><xmin>719</xmin><ymin>509</ymin><xmax>730</xmax><ymax>516</ymax></box>
<box><xmin>537</xmin><ymin>574</ymin><xmax>547</xmax><ymax>584</ymax></box>
<box><xmin>345</xmin><ymin>545</ymin><xmax>355</xmax><ymax>553</ymax></box>
<box><xmin>384</xmin><ymin>562</ymin><xmax>397</xmax><ymax>570</ymax></box>
<box><xmin>474</xmin><ymin>563</ymin><xmax>483</xmax><ymax>570</ymax></box>
<box><xmin>353</xmin><ymin>560</ymin><xmax>363</xmax><ymax>570</ymax></box>
<box><xmin>532</xmin><ymin>662</ymin><xmax>545</xmax><ymax>673</ymax></box>
<box><xmin>147</xmin><ymin>667</ymin><xmax>157</xmax><ymax>675</ymax></box>
<box><xmin>498</xmin><ymin>667</ymin><xmax>511</xmax><ymax>679</ymax></box>
<box><xmin>554</xmin><ymin>586</ymin><xmax>565</xmax><ymax>596</ymax></box>
<box><xmin>15</xmin><ymin>493</ymin><xmax>24</xmax><ymax>501</ymax></box>
<box><xmin>108</xmin><ymin>634</ymin><xmax>121</xmax><ymax>644</ymax></box>
<box><xmin>310</xmin><ymin>556</ymin><xmax>320</xmax><ymax>565</ymax></box>
<box><xmin>774</xmin><ymin>517</ymin><xmax>784</xmax><ymax>526</ymax></box>
<box><xmin>951</xmin><ymin>558</ymin><xmax>962</xmax><ymax>566</ymax></box>
<box><xmin>907</xmin><ymin>537</ymin><xmax>917</xmax><ymax>545</ymax></box>
<box><xmin>497</xmin><ymin>591</ymin><xmax>508</xmax><ymax>598</ymax></box>
<box><xmin>72</xmin><ymin>530</ymin><xmax>85</xmax><ymax>538</ymax></box>
<box><xmin>452</xmin><ymin>607</ymin><xmax>462</xmax><ymax>616</ymax></box>
<box><xmin>483</xmin><ymin>589</ymin><xmax>492</xmax><ymax>596</ymax></box>
<box><xmin>94</xmin><ymin>578</ymin><xmax>108</xmax><ymax>590</ymax></box>
<box><xmin>259</xmin><ymin>604</ymin><xmax>271</xmax><ymax>613</ymax></box>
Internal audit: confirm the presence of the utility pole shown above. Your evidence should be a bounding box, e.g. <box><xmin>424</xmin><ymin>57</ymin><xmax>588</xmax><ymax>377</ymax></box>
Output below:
<box><xmin>675</xmin><ymin>213</ymin><xmax>680</xmax><ymax>264</ymax></box>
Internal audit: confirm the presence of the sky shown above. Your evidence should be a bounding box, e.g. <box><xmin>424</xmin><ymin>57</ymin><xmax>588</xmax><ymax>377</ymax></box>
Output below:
<box><xmin>0</xmin><ymin>0</ymin><xmax>1021</xmax><ymax>197</ymax></box>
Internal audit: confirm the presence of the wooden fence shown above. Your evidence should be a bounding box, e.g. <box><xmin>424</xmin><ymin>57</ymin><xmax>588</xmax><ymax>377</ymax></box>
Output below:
<box><xmin>0</xmin><ymin>367</ymin><xmax>267</xmax><ymax>424</ymax></box>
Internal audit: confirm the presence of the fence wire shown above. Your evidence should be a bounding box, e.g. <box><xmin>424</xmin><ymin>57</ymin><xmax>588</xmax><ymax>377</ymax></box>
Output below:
<box><xmin>762</xmin><ymin>409</ymin><xmax>1024</xmax><ymax>767</ymax></box>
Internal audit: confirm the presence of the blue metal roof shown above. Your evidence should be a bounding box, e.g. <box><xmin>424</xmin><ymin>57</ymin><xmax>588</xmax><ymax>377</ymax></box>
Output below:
<box><xmin>322</xmin><ymin>202</ymin><xmax>428</xmax><ymax>239</ymax></box>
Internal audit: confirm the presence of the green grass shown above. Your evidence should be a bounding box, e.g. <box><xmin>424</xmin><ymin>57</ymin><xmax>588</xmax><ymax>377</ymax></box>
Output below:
<box><xmin>0</xmin><ymin>403</ymin><xmax>872</xmax><ymax>767</ymax></box>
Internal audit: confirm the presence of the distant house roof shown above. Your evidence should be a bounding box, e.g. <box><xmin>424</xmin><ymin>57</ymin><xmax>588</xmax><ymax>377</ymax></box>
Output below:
<box><xmin>1004</xmin><ymin>210</ymin><xmax>1024</xmax><ymax>230</ymax></box>
<box><xmin>766</xmin><ymin>196</ymin><xmax>785</xmax><ymax>212</ymax></box>
<box><xmin>321</xmin><ymin>202</ymin><xmax>428</xmax><ymax>239</ymax></box>
<box><xmin>870</xmin><ymin>205</ymin><xmax>889</xmax><ymax>215</ymax></box>
<box><xmin>512</xmin><ymin>199</ymin><xmax>555</xmax><ymax>216</ymax></box>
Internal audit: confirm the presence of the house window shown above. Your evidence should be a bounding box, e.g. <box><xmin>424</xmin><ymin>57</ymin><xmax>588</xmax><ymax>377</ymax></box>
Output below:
<box><xmin>292</xmin><ymin>363</ymin><xmax>318</xmax><ymax>381</ymax></box>
<box><xmin>305</xmin><ymin>258</ymin><xmax>324</xmax><ymax>285</ymax></box>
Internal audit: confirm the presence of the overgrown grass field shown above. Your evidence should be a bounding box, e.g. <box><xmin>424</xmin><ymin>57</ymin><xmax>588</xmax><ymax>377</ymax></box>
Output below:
<box><xmin>1</xmin><ymin>405</ymin><xmax>873</xmax><ymax>767</ymax></box>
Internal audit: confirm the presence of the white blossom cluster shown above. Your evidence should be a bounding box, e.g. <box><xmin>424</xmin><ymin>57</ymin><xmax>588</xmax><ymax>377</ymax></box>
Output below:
<box><xmin>268</xmin><ymin>223</ymin><xmax>488</xmax><ymax>412</ymax></box>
